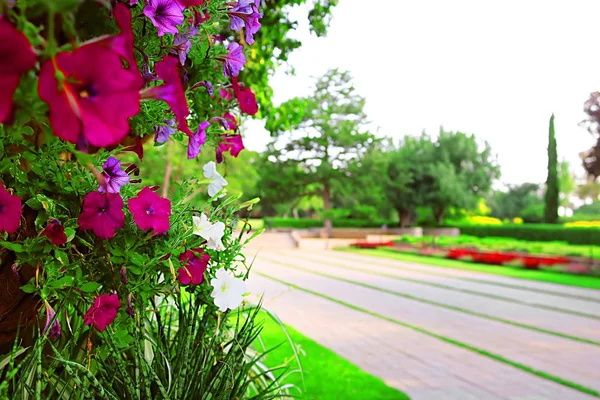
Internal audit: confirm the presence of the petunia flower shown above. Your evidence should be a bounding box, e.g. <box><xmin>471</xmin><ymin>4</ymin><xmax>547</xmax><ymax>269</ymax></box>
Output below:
<box><xmin>42</xmin><ymin>219</ymin><xmax>67</xmax><ymax>246</ymax></box>
<box><xmin>78</xmin><ymin>191</ymin><xmax>125</xmax><ymax>239</ymax></box>
<box><xmin>0</xmin><ymin>182</ymin><xmax>21</xmax><ymax>234</ymax></box>
<box><xmin>0</xmin><ymin>19</ymin><xmax>37</xmax><ymax>123</ymax></box>
<box><xmin>189</xmin><ymin>8</ymin><xmax>211</xmax><ymax>26</ymax></box>
<box><xmin>120</xmin><ymin>266</ymin><xmax>129</xmax><ymax>285</ymax></box>
<box><xmin>42</xmin><ymin>301</ymin><xmax>61</xmax><ymax>340</ymax></box>
<box><xmin>154</xmin><ymin>119</ymin><xmax>176</xmax><ymax>143</ymax></box>
<box><xmin>189</xmin><ymin>80</ymin><xmax>214</xmax><ymax>97</ymax></box>
<box><xmin>228</xmin><ymin>0</ymin><xmax>262</xmax><ymax>45</ymax></box>
<box><xmin>126</xmin><ymin>293</ymin><xmax>134</xmax><ymax>318</ymax></box>
<box><xmin>170</xmin><ymin>27</ymin><xmax>198</xmax><ymax>65</ymax></box>
<box><xmin>203</xmin><ymin>161</ymin><xmax>228</xmax><ymax>198</ymax></box>
<box><xmin>221</xmin><ymin>42</ymin><xmax>246</xmax><ymax>77</ymax></box>
<box><xmin>192</xmin><ymin>213</ymin><xmax>225</xmax><ymax>251</ymax></box>
<box><xmin>38</xmin><ymin>43</ymin><xmax>143</xmax><ymax>148</ymax></box>
<box><xmin>84</xmin><ymin>294</ymin><xmax>121</xmax><ymax>332</ymax></box>
<box><xmin>179</xmin><ymin>0</ymin><xmax>204</xmax><ymax>6</ymax></box>
<box><xmin>210</xmin><ymin>268</ymin><xmax>246</xmax><ymax>312</ymax></box>
<box><xmin>100</xmin><ymin>3</ymin><xmax>136</xmax><ymax>68</ymax></box>
<box><xmin>128</xmin><ymin>187</ymin><xmax>171</xmax><ymax>234</ymax></box>
<box><xmin>141</xmin><ymin>55</ymin><xmax>193</xmax><ymax>135</ymax></box>
<box><xmin>177</xmin><ymin>248</ymin><xmax>210</xmax><ymax>285</ymax></box>
<box><xmin>143</xmin><ymin>0</ymin><xmax>185</xmax><ymax>37</ymax></box>
<box><xmin>219</xmin><ymin>89</ymin><xmax>233</xmax><ymax>101</ymax></box>
<box><xmin>232</xmin><ymin>77</ymin><xmax>258</xmax><ymax>115</ymax></box>
<box><xmin>216</xmin><ymin>134</ymin><xmax>245</xmax><ymax>163</ymax></box>
<box><xmin>188</xmin><ymin>121</ymin><xmax>209</xmax><ymax>159</ymax></box>
<box><xmin>223</xmin><ymin>112</ymin><xmax>238</xmax><ymax>131</ymax></box>
<box><xmin>99</xmin><ymin>157</ymin><xmax>130</xmax><ymax>194</ymax></box>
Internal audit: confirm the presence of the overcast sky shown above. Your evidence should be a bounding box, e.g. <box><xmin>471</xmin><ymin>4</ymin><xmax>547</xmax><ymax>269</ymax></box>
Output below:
<box><xmin>244</xmin><ymin>0</ymin><xmax>600</xmax><ymax>186</ymax></box>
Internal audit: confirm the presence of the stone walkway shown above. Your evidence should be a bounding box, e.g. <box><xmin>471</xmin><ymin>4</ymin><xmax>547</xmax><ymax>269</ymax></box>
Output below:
<box><xmin>245</xmin><ymin>233</ymin><xmax>600</xmax><ymax>400</ymax></box>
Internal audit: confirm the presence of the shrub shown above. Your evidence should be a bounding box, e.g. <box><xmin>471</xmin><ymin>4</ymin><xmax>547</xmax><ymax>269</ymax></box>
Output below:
<box><xmin>264</xmin><ymin>217</ymin><xmax>397</xmax><ymax>229</ymax></box>
<box><xmin>457</xmin><ymin>224</ymin><xmax>600</xmax><ymax>245</ymax></box>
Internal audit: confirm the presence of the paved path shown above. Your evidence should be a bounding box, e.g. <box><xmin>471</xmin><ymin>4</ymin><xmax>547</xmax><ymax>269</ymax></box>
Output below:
<box><xmin>245</xmin><ymin>233</ymin><xmax>600</xmax><ymax>400</ymax></box>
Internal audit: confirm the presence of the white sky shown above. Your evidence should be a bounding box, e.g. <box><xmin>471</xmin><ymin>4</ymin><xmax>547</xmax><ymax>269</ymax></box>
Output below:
<box><xmin>244</xmin><ymin>0</ymin><xmax>600</xmax><ymax>186</ymax></box>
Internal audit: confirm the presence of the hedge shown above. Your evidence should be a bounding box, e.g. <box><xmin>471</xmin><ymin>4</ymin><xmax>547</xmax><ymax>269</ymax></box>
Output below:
<box><xmin>264</xmin><ymin>217</ymin><xmax>397</xmax><ymax>229</ymax></box>
<box><xmin>457</xmin><ymin>224</ymin><xmax>600</xmax><ymax>245</ymax></box>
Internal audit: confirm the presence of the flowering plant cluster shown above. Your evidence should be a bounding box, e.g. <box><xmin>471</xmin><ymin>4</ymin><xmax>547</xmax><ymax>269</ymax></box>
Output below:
<box><xmin>0</xmin><ymin>0</ymin><xmax>278</xmax><ymax>397</ymax></box>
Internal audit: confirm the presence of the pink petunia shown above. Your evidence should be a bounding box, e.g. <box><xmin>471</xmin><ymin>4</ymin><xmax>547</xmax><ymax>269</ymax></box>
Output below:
<box><xmin>177</xmin><ymin>248</ymin><xmax>210</xmax><ymax>285</ymax></box>
<box><xmin>141</xmin><ymin>55</ymin><xmax>193</xmax><ymax>135</ymax></box>
<box><xmin>188</xmin><ymin>121</ymin><xmax>209</xmax><ymax>159</ymax></box>
<box><xmin>232</xmin><ymin>77</ymin><xmax>258</xmax><ymax>116</ymax></box>
<box><xmin>0</xmin><ymin>182</ymin><xmax>21</xmax><ymax>233</ymax></box>
<box><xmin>84</xmin><ymin>294</ymin><xmax>121</xmax><ymax>332</ymax></box>
<box><xmin>128</xmin><ymin>187</ymin><xmax>172</xmax><ymax>234</ymax></box>
<box><xmin>78</xmin><ymin>191</ymin><xmax>125</xmax><ymax>239</ymax></box>
<box><xmin>42</xmin><ymin>219</ymin><xmax>67</xmax><ymax>246</ymax></box>
<box><xmin>0</xmin><ymin>19</ymin><xmax>37</xmax><ymax>123</ymax></box>
<box><xmin>216</xmin><ymin>134</ymin><xmax>245</xmax><ymax>163</ymax></box>
<box><xmin>38</xmin><ymin>43</ymin><xmax>143</xmax><ymax>148</ymax></box>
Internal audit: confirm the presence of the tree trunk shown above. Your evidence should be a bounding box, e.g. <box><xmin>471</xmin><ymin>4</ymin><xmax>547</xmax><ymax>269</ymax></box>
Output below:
<box><xmin>433</xmin><ymin>207</ymin><xmax>445</xmax><ymax>226</ymax></box>
<box><xmin>397</xmin><ymin>208</ymin><xmax>412</xmax><ymax>227</ymax></box>
<box><xmin>323</xmin><ymin>183</ymin><xmax>333</xmax><ymax>238</ymax></box>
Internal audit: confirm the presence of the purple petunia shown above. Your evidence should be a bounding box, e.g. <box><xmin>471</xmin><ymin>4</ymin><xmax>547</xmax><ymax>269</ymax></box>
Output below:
<box><xmin>188</xmin><ymin>121</ymin><xmax>209</xmax><ymax>159</ymax></box>
<box><xmin>99</xmin><ymin>157</ymin><xmax>130</xmax><ymax>194</ymax></box>
<box><xmin>42</xmin><ymin>301</ymin><xmax>61</xmax><ymax>340</ymax></box>
<box><xmin>143</xmin><ymin>0</ymin><xmax>185</xmax><ymax>37</ymax></box>
<box><xmin>222</xmin><ymin>42</ymin><xmax>246</xmax><ymax>77</ymax></box>
<box><xmin>154</xmin><ymin>119</ymin><xmax>176</xmax><ymax>143</ymax></box>
<box><xmin>128</xmin><ymin>187</ymin><xmax>172</xmax><ymax>234</ymax></box>
<box><xmin>171</xmin><ymin>27</ymin><xmax>198</xmax><ymax>65</ymax></box>
<box><xmin>228</xmin><ymin>0</ymin><xmax>262</xmax><ymax>45</ymax></box>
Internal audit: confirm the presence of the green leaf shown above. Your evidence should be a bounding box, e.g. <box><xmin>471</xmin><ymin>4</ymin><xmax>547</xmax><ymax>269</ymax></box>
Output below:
<box><xmin>80</xmin><ymin>282</ymin><xmax>102</xmax><ymax>293</ymax></box>
<box><xmin>20</xmin><ymin>282</ymin><xmax>36</xmax><ymax>294</ymax></box>
<box><xmin>54</xmin><ymin>249</ymin><xmax>68</xmax><ymax>264</ymax></box>
<box><xmin>0</xmin><ymin>242</ymin><xmax>23</xmax><ymax>252</ymax></box>
<box><xmin>47</xmin><ymin>276</ymin><xmax>74</xmax><ymax>289</ymax></box>
<box><xmin>64</xmin><ymin>228</ymin><xmax>76</xmax><ymax>243</ymax></box>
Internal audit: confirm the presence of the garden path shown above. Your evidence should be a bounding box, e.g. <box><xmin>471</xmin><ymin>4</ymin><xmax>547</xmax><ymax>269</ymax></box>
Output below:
<box><xmin>245</xmin><ymin>233</ymin><xmax>600</xmax><ymax>400</ymax></box>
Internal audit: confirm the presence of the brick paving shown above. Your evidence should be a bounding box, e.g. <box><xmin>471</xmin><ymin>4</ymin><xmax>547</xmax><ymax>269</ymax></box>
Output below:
<box><xmin>245</xmin><ymin>234</ymin><xmax>600</xmax><ymax>399</ymax></box>
<box><xmin>280</xmin><ymin>250</ymin><xmax>600</xmax><ymax>318</ymax></box>
<box><xmin>261</xmin><ymin>251</ymin><xmax>600</xmax><ymax>342</ymax></box>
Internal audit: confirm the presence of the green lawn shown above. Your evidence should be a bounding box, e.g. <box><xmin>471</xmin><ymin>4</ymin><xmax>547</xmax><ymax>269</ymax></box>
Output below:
<box><xmin>340</xmin><ymin>248</ymin><xmax>600</xmax><ymax>290</ymax></box>
<box><xmin>255</xmin><ymin>314</ymin><xmax>409</xmax><ymax>400</ymax></box>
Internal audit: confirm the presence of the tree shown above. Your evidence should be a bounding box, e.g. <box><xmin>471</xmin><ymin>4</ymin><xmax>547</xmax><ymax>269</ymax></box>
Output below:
<box><xmin>544</xmin><ymin>114</ymin><xmax>559</xmax><ymax>223</ymax></box>
<box><xmin>488</xmin><ymin>183</ymin><xmax>543</xmax><ymax>220</ymax></box>
<box><xmin>558</xmin><ymin>160</ymin><xmax>576</xmax><ymax>210</ymax></box>
<box><xmin>261</xmin><ymin>69</ymin><xmax>375</xmax><ymax>236</ymax></box>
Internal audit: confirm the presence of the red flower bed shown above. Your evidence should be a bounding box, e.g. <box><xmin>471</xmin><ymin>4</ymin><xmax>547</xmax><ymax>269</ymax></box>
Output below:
<box><xmin>350</xmin><ymin>241</ymin><xmax>394</xmax><ymax>249</ymax></box>
<box><xmin>470</xmin><ymin>252</ymin><xmax>517</xmax><ymax>265</ymax></box>
<box><xmin>443</xmin><ymin>247</ymin><xmax>571</xmax><ymax>269</ymax></box>
<box><xmin>446</xmin><ymin>248</ymin><xmax>478</xmax><ymax>259</ymax></box>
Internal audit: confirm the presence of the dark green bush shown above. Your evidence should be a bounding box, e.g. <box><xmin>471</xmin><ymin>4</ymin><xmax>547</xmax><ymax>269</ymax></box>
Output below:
<box><xmin>264</xmin><ymin>217</ymin><xmax>397</xmax><ymax>229</ymax></box>
<box><xmin>457</xmin><ymin>224</ymin><xmax>600</xmax><ymax>245</ymax></box>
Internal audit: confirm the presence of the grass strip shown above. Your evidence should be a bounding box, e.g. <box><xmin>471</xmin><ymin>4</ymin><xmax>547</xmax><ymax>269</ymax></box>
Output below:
<box><xmin>340</xmin><ymin>248</ymin><xmax>600</xmax><ymax>301</ymax></box>
<box><xmin>260</xmin><ymin>256</ymin><xmax>600</xmax><ymax>346</ymax></box>
<box><xmin>255</xmin><ymin>313</ymin><xmax>410</xmax><ymax>400</ymax></box>
<box><xmin>255</xmin><ymin>271</ymin><xmax>600</xmax><ymax>398</ymax></box>
<box><xmin>283</xmin><ymin>251</ymin><xmax>600</xmax><ymax>320</ymax></box>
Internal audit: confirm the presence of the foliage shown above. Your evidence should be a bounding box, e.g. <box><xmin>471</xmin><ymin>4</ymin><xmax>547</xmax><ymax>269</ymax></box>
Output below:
<box><xmin>558</xmin><ymin>160</ymin><xmax>576</xmax><ymax>209</ymax></box>
<box><xmin>256</xmin><ymin>314</ymin><xmax>409</xmax><ymax>400</ymax></box>
<box><xmin>260</xmin><ymin>69</ymin><xmax>376</xmax><ymax>235</ymax></box>
<box><xmin>488</xmin><ymin>183</ymin><xmax>543</xmax><ymax>222</ymax></box>
<box><xmin>395</xmin><ymin>234</ymin><xmax>600</xmax><ymax>260</ymax></box>
<box><xmin>544</xmin><ymin>114</ymin><xmax>559</xmax><ymax>223</ymax></box>
<box><xmin>264</xmin><ymin>217</ymin><xmax>396</xmax><ymax>229</ymax></box>
<box><xmin>574</xmin><ymin>201</ymin><xmax>600</xmax><ymax>216</ymax></box>
<box><xmin>456</xmin><ymin>224</ymin><xmax>600</xmax><ymax>245</ymax></box>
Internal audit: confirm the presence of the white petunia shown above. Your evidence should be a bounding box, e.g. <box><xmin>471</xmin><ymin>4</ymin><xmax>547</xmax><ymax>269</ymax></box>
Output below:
<box><xmin>203</xmin><ymin>161</ymin><xmax>228</xmax><ymax>199</ymax></box>
<box><xmin>210</xmin><ymin>268</ymin><xmax>247</xmax><ymax>312</ymax></box>
<box><xmin>192</xmin><ymin>213</ymin><xmax>225</xmax><ymax>251</ymax></box>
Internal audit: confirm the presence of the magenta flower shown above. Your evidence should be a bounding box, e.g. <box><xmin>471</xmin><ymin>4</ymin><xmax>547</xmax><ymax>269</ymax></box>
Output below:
<box><xmin>188</xmin><ymin>121</ymin><xmax>209</xmax><ymax>159</ymax></box>
<box><xmin>228</xmin><ymin>0</ymin><xmax>262</xmax><ymax>45</ymax></box>
<box><xmin>42</xmin><ymin>219</ymin><xmax>67</xmax><ymax>246</ymax></box>
<box><xmin>0</xmin><ymin>19</ymin><xmax>37</xmax><ymax>123</ymax></box>
<box><xmin>0</xmin><ymin>182</ymin><xmax>21</xmax><ymax>234</ymax></box>
<box><xmin>154</xmin><ymin>119</ymin><xmax>176</xmax><ymax>143</ymax></box>
<box><xmin>38</xmin><ymin>43</ymin><xmax>143</xmax><ymax>148</ymax></box>
<box><xmin>128</xmin><ymin>187</ymin><xmax>172</xmax><ymax>234</ymax></box>
<box><xmin>219</xmin><ymin>89</ymin><xmax>233</xmax><ymax>101</ymax></box>
<box><xmin>224</xmin><ymin>112</ymin><xmax>238</xmax><ymax>131</ymax></box>
<box><xmin>189</xmin><ymin>8</ymin><xmax>211</xmax><ymax>26</ymax></box>
<box><xmin>222</xmin><ymin>42</ymin><xmax>246</xmax><ymax>77</ymax></box>
<box><xmin>141</xmin><ymin>55</ymin><xmax>193</xmax><ymax>135</ymax></box>
<box><xmin>99</xmin><ymin>157</ymin><xmax>130</xmax><ymax>194</ymax></box>
<box><xmin>179</xmin><ymin>0</ymin><xmax>204</xmax><ymax>6</ymax></box>
<box><xmin>100</xmin><ymin>3</ymin><xmax>136</xmax><ymax>68</ymax></box>
<box><xmin>42</xmin><ymin>301</ymin><xmax>61</xmax><ymax>340</ymax></box>
<box><xmin>84</xmin><ymin>294</ymin><xmax>121</xmax><ymax>333</ymax></box>
<box><xmin>216</xmin><ymin>134</ymin><xmax>245</xmax><ymax>163</ymax></box>
<box><xmin>177</xmin><ymin>248</ymin><xmax>210</xmax><ymax>285</ymax></box>
<box><xmin>232</xmin><ymin>77</ymin><xmax>258</xmax><ymax>115</ymax></box>
<box><xmin>78</xmin><ymin>192</ymin><xmax>125</xmax><ymax>239</ymax></box>
<box><xmin>143</xmin><ymin>0</ymin><xmax>184</xmax><ymax>37</ymax></box>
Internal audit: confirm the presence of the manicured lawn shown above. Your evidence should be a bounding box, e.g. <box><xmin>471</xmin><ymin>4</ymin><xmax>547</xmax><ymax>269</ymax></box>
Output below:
<box><xmin>255</xmin><ymin>314</ymin><xmax>410</xmax><ymax>400</ymax></box>
<box><xmin>340</xmin><ymin>248</ymin><xmax>600</xmax><ymax>290</ymax></box>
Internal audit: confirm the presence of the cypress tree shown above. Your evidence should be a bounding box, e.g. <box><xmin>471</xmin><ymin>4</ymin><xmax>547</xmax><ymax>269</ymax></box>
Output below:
<box><xmin>544</xmin><ymin>114</ymin><xmax>559</xmax><ymax>223</ymax></box>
